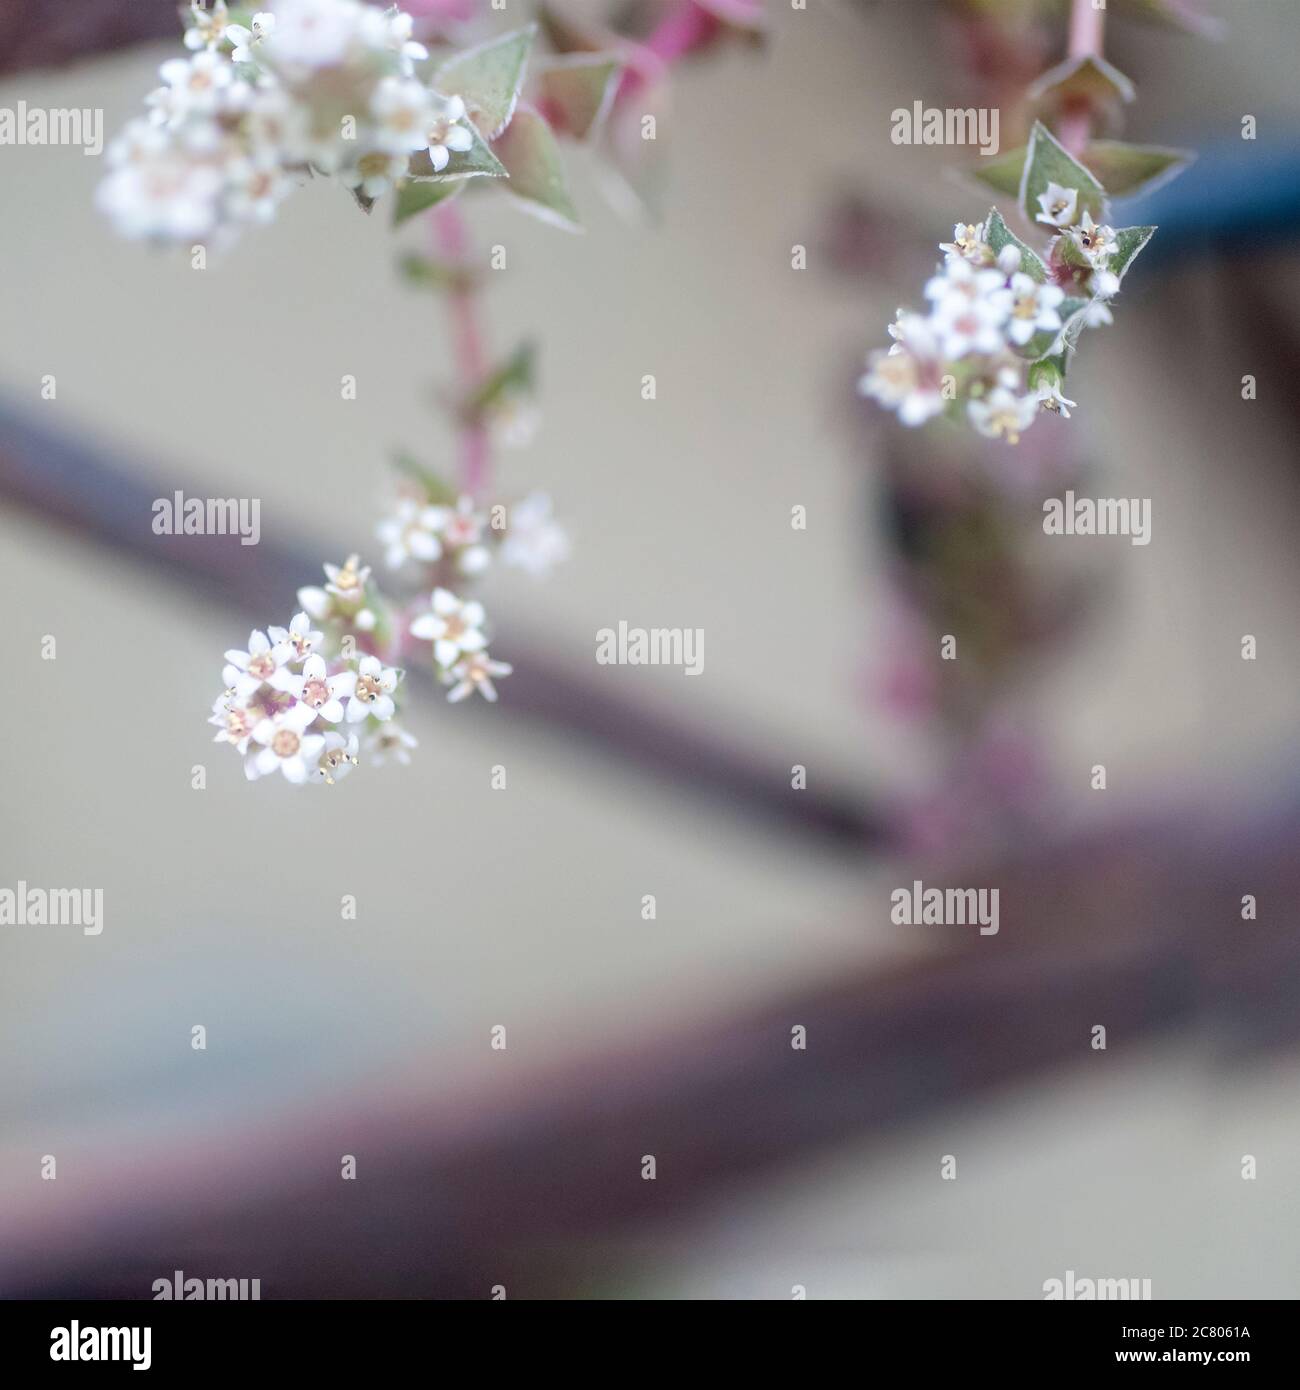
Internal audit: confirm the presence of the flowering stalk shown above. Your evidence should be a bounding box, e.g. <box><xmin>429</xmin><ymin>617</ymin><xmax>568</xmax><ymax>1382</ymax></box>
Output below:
<box><xmin>1058</xmin><ymin>0</ymin><xmax>1106</xmax><ymax>157</ymax></box>
<box><xmin>433</xmin><ymin>201</ymin><xmax>491</xmax><ymax>501</ymax></box>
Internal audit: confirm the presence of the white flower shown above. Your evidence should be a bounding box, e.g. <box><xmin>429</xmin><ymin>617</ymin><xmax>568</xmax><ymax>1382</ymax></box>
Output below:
<box><xmin>245</xmin><ymin>85</ymin><xmax>311</xmax><ymax>162</ymax></box>
<box><xmin>156</xmin><ymin>50</ymin><xmax>233</xmax><ymax>123</ymax></box>
<box><xmin>264</xmin><ymin>0</ymin><xmax>360</xmax><ymax>70</ymax></box>
<box><xmin>423</xmin><ymin>92</ymin><xmax>474</xmax><ymax>172</ymax></box>
<box><xmin>996</xmin><ymin>244</ymin><xmax>1022</xmax><ymax>275</ymax></box>
<box><xmin>272</xmin><ymin>654</ymin><xmax>356</xmax><ymax>723</ymax></box>
<box><xmin>365</xmin><ymin>724</ymin><xmax>418</xmax><ymax>766</ymax></box>
<box><xmin>225</xmin><ymin>148</ymin><xmax>291</xmax><ymax>223</ymax></box>
<box><xmin>184</xmin><ymin>0</ymin><xmax>233</xmax><ymax>52</ymax></box>
<box><xmin>967</xmin><ymin>382</ymin><xmax>1040</xmax><ymax>445</ymax></box>
<box><xmin>371</xmin><ymin>76</ymin><xmax>434</xmax><ymax>155</ymax></box>
<box><xmin>500</xmin><ymin>492</ymin><xmax>570</xmax><ymax>577</ymax></box>
<box><xmin>341</xmin><ymin>149</ymin><xmax>410</xmax><ymax>200</ymax></box>
<box><xmin>445</xmin><ymin>651</ymin><xmax>512</xmax><ymax>704</ymax></box>
<box><xmin>223</xmin><ymin>628</ymin><xmax>291</xmax><ymax>700</ymax></box>
<box><xmin>1073</xmin><ymin>211</ymin><xmax>1117</xmax><ymax>268</ymax></box>
<box><xmin>209</xmin><ymin>692</ymin><xmax>258</xmax><ymax>754</ymax></box>
<box><xmin>1036</xmin><ymin>181</ymin><xmax>1079</xmax><ymax>228</ymax></box>
<box><xmin>323</xmin><ymin>554</ymin><xmax>371</xmax><ymax>605</ymax></box>
<box><xmin>313</xmin><ymin>730</ymin><xmax>360</xmax><ymax>784</ymax></box>
<box><xmin>1081</xmin><ymin>298</ymin><xmax>1114</xmax><ymax>329</ymax></box>
<box><xmin>938</xmin><ymin>221</ymin><xmax>987</xmax><ymax>264</ymax></box>
<box><xmin>409</xmin><ymin>587</ymin><xmax>487</xmax><ymax>669</ymax></box>
<box><xmin>249</xmin><ymin>703</ymin><xmax>323</xmax><ymax>783</ymax></box>
<box><xmin>344</xmin><ymin>654</ymin><xmax>401</xmax><ymax>723</ymax></box>
<box><xmin>859</xmin><ymin>313</ymin><xmax>948</xmax><ymax>428</ymax></box>
<box><xmin>925</xmin><ymin>259</ymin><xmax>1012</xmax><ymax>358</ymax></box>
<box><xmin>361</xmin><ymin>7</ymin><xmax>429</xmax><ymax>75</ymax></box>
<box><xmin>1036</xmin><ymin>380</ymin><xmax>1078</xmax><ymax>418</ymax></box>
<box><xmin>1005</xmin><ymin>273</ymin><xmax>1065</xmax><ymax>347</ymax></box>
<box><xmin>377</xmin><ymin>498</ymin><xmax>445</xmax><ymax>570</ymax></box>
<box><xmin>268</xmin><ymin>613</ymin><xmax>322</xmax><ymax>663</ymax></box>
<box><xmin>428</xmin><ymin>496</ymin><xmax>491</xmax><ymax>575</ymax></box>
<box><xmin>226</xmin><ymin>13</ymin><xmax>275</xmax><ymax>64</ymax></box>
<box><xmin>297</xmin><ymin>585</ymin><xmax>332</xmax><ymax>621</ymax></box>
<box><xmin>96</xmin><ymin>133</ymin><xmax>224</xmax><ymax>240</ymax></box>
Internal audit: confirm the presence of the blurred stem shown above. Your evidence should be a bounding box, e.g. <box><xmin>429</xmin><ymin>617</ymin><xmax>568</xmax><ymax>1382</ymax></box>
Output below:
<box><xmin>433</xmin><ymin>201</ymin><xmax>490</xmax><ymax>502</ymax></box>
<box><xmin>1059</xmin><ymin>0</ymin><xmax>1106</xmax><ymax>157</ymax></box>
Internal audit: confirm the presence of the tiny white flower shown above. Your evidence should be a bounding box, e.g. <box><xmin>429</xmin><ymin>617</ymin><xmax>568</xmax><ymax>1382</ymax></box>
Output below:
<box><xmin>996</xmin><ymin>244</ymin><xmax>1022</xmax><ymax>275</ymax></box>
<box><xmin>250</xmin><ymin>703</ymin><xmax>323</xmax><ymax>784</ymax></box>
<box><xmin>222</xmin><ymin>628</ymin><xmax>291</xmax><ymax>700</ymax></box>
<box><xmin>226</xmin><ymin>12</ymin><xmax>275</xmax><ymax>63</ymax></box>
<box><xmin>365</xmin><ymin>724</ymin><xmax>418</xmax><ymax>767</ymax></box>
<box><xmin>225</xmin><ymin>148</ymin><xmax>290</xmax><ymax>224</ymax></box>
<box><xmin>156</xmin><ymin>50</ymin><xmax>233</xmax><ymax>123</ymax></box>
<box><xmin>377</xmin><ymin>497</ymin><xmax>445</xmax><ymax>570</ymax></box>
<box><xmin>268</xmin><ymin>612</ymin><xmax>323</xmax><ymax>663</ymax></box>
<box><xmin>340</xmin><ymin>149</ymin><xmax>411</xmax><ymax>200</ymax></box>
<box><xmin>371</xmin><ymin>76</ymin><xmax>434</xmax><ymax>156</ymax></box>
<box><xmin>423</xmin><ymin>92</ymin><xmax>474</xmax><ymax>172</ymax></box>
<box><xmin>184</xmin><ymin>0</ymin><xmax>233</xmax><ymax>52</ymax></box>
<box><xmin>967</xmin><ymin>383</ymin><xmax>1040</xmax><ymax>445</ymax></box>
<box><xmin>1036</xmin><ymin>181</ymin><xmax>1079</xmax><ymax>229</ymax></box>
<box><xmin>1036</xmin><ymin>380</ymin><xmax>1078</xmax><ymax>418</ymax></box>
<box><xmin>361</xmin><ymin>6</ymin><xmax>429</xmax><ymax>75</ymax></box>
<box><xmin>1081</xmin><ymin>298</ymin><xmax>1114</xmax><ymax>329</ymax></box>
<box><xmin>344</xmin><ymin>654</ymin><xmax>401</xmax><ymax>723</ymax></box>
<box><xmin>500</xmin><ymin>492</ymin><xmax>570</xmax><ymax>578</ymax></box>
<box><xmin>1073</xmin><ymin>211</ymin><xmax>1117</xmax><ymax>268</ymax></box>
<box><xmin>272</xmin><ymin>654</ymin><xmax>357</xmax><ymax>724</ymax></box>
<box><xmin>209</xmin><ymin>692</ymin><xmax>258</xmax><ymax>754</ymax></box>
<box><xmin>263</xmin><ymin>0</ymin><xmax>360</xmax><ymax>70</ymax></box>
<box><xmin>409</xmin><ymin>587</ymin><xmax>487</xmax><ymax>669</ymax></box>
<box><xmin>1005</xmin><ymin>272</ymin><xmax>1065</xmax><ymax>347</ymax></box>
<box><xmin>297</xmin><ymin>585</ymin><xmax>333</xmax><ymax>621</ymax></box>
<box><xmin>445</xmin><ymin>651</ymin><xmax>513</xmax><ymax>704</ymax></box>
<box><xmin>427</xmin><ymin>496</ymin><xmax>491</xmax><ymax>574</ymax></box>
<box><xmin>858</xmin><ymin>313</ymin><xmax>948</xmax><ymax>428</ymax></box>
<box><xmin>323</xmin><ymin>554</ymin><xmax>371</xmax><ymax>604</ymax></box>
<box><xmin>313</xmin><ymin>730</ymin><xmax>360</xmax><ymax>784</ymax></box>
<box><xmin>938</xmin><ymin>221</ymin><xmax>987</xmax><ymax>264</ymax></box>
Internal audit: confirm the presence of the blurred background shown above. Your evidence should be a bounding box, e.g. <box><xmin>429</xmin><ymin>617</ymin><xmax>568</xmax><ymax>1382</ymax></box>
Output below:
<box><xmin>1</xmin><ymin>0</ymin><xmax>1299</xmax><ymax>1298</ymax></box>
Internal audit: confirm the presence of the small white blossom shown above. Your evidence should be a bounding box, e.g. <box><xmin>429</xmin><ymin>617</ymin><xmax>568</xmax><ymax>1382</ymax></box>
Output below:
<box><xmin>184</xmin><ymin>0</ymin><xmax>233</xmax><ymax>52</ymax></box>
<box><xmin>445</xmin><ymin>651</ymin><xmax>513</xmax><ymax>704</ymax></box>
<box><xmin>323</xmin><ymin>554</ymin><xmax>371</xmax><ymax>605</ymax></box>
<box><xmin>313</xmin><ymin>730</ymin><xmax>360</xmax><ymax>784</ymax></box>
<box><xmin>362</xmin><ymin>7</ymin><xmax>429</xmax><ymax>75</ymax></box>
<box><xmin>1036</xmin><ymin>181</ymin><xmax>1079</xmax><ymax>229</ymax></box>
<box><xmin>1005</xmin><ymin>273</ymin><xmax>1065</xmax><ymax>347</ymax></box>
<box><xmin>249</xmin><ymin>703</ymin><xmax>323</xmax><ymax>783</ymax></box>
<box><xmin>968</xmin><ymin>380</ymin><xmax>1039</xmax><ymax>445</ymax></box>
<box><xmin>409</xmin><ymin>587</ymin><xmax>487</xmax><ymax>669</ymax></box>
<box><xmin>371</xmin><ymin>76</ymin><xmax>434</xmax><ymax>155</ymax></box>
<box><xmin>423</xmin><ymin>92</ymin><xmax>474</xmax><ymax>172</ymax></box>
<box><xmin>428</xmin><ymin>496</ymin><xmax>491</xmax><ymax>575</ymax></box>
<box><xmin>223</xmin><ymin>628</ymin><xmax>291</xmax><ymax>700</ymax></box>
<box><xmin>1036</xmin><ymin>380</ymin><xmax>1078</xmax><ymax>418</ymax></box>
<box><xmin>365</xmin><ymin>724</ymin><xmax>418</xmax><ymax>767</ymax></box>
<box><xmin>859</xmin><ymin>313</ymin><xmax>948</xmax><ymax>428</ymax></box>
<box><xmin>272</xmin><ymin>654</ymin><xmax>356</xmax><ymax>723</ymax></box>
<box><xmin>263</xmin><ymin>0</ymin><xmax>361</xmax><ymax>70</ymax></box>
<box><xmin>210</xmin><ymin>692</ymin><xmax>258</xmax><ymax>754</ymax></box>
<box><xmin>341</xmin><ymin>149</ymin><xmax>411</xmax><ymax>200</ymax></box>
<box><xmin>1073</xmin><ymin>211</ymin><xmax>1117</xmax><ymax>268</ymax></box>
<box><xmin>344</xmin><ymin>654</ymin><xmax>401</xmax><ymax>723</ymax></box>
<box><xmin>377</xmin><ymin>497</ymin><xmax>445</xmax><ymax>570</ymax></box>
<box><xmin>155</xmin><ymin>50</ymin><xmax>233</xmax><ymax>124</ymax></box>
<box><xmin>268</xmin><ymin>612</ymin><xmax>323</xmax><ymax>663</ymax></box>
<box><xmin>500</xmin><ymin>492</ymin><xmax>570</xmax><ymax>577</ymax></box>
<box><xmin>925</xmin><ymin>259</ymin><xmax>1012</xmax><ymax>359</ymax></box>
<box><xmin>226</xmin><ymin>13</ymin><xmax>275</xmax><ymax>64</ymax></box>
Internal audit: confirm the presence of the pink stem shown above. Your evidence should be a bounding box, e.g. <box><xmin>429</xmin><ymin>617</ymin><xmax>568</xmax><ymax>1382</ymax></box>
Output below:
<box><xmin>618</xmin><ymin>0</ymin><xmax>721</xmax><ymax>100</ymax></box>
<box><xmin>1058</xmin><ymin>0</ymin><xmax>1106</xmax><ymax>157</ymax></box>
<box><xmin>432</xmin><ymin>201</ymin><xmax>490</xmax><ymax>501</ymax></box>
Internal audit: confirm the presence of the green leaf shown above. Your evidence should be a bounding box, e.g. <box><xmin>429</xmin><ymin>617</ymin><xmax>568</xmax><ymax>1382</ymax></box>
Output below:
<box><xmin>968</xmin><ymin>145</ymin><xmax>1028</xmax><ymax>198</ymax></box>
<box><xmin>1018</xmin><ymin>120</ymin><xmax>1108</xmax><ymax>228</ymax></box>
<box><xmin>391</xmin><ymin>451</ymin><xmax>459</xmax><ymax>506</ymax></box>
<box><xmin>1109</xmin><ymin>225</ymin><xmax>1157</xmax><ymax>283</ymax></box>
<box><xmin>397</xmin><ymin>253</ymin><xmax>474</xmax><ymax>290</ymax></box>
<box><xmin>985</xmin><ymin>207</ymin><xmax>1048</xmax><ymax>283</ymax></box>
<box><xmin>1077</xmin><ymin>141</ymin><xmax>1193</xmax><ymax>198</ymax></box>
<box><xmin>1028</xmin><ymin>355</ymin><xmax>1068</xmax><ymax>391</ymax></box>
<box><xmin>491</xmin><ymin>104</ymin><xmax>582</xmax><ymax>232</ymax></box>
<box><xmin>537</xmin><ymin>54</ymin><xmax>623</xmax><ymax>141</ymax></box>
<box><xmin>392</xmin><ymin>179</ymin><xmax>464</xmax><ymax>227</ymax></box>
<box><xmin>433</xmin><ymin>24</ymin><xmax>536</xmax><ymax>141</ymax></box>
<box><xmin>1027</xmin><ymin>54</ymin><xmax>1135</xmax><ymax>113</ymax></box>
<box><xmin>466</xmin><ymin>341</ymin><xmax>536</xmax><ymax>418</ymax></box>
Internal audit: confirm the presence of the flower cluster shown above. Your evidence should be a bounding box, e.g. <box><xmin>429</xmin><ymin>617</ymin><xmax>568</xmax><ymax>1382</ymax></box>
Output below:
<box><xmin>98</xmin><ymin>0</ymin><xmax>475</xmax><ymax>244</ymax></box>
<box><xmin>859</xmin><ymin>121</ymin><xmax>1156</xmax><ymax>445</ymax></box>
<box><xmin>210</xmin><ymin>608</ymin><xmax>406</xmax><ymax>784</ymax></box>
